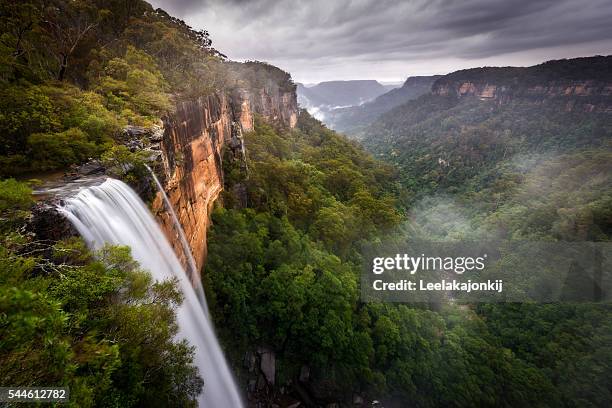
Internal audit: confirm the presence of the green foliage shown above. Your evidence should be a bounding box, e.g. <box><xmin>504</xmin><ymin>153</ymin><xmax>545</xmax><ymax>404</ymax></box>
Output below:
<box><xmin>231</xmin><ymin>113</ymin><xmax>400</xmax><ymax>256</ymax></box>
<box><xmin>0</xmin><ymin>179</ymin><xmax>33</xmax><ymax>212</ymax></box>
<box><xmin>0</xmin><ymin>82</ymin><xmax>60</xmax><ymax>156</ymax></box>
<box><xmin>478</xmin><ymin>303</ymin><xmax>612</xmax><ymax>407</ymax></box>
<box><xmin>93</xmin><ymin>46</ymin><xmax>172</xmax><ymax>119</ymax></box>
<box><xmin>0</xmin><ymin>81</ymin><xmax>120</xmax><ymax>175</ymax></box>
<box><xmin>0</xmin><ymin>0</ymin><xmax>299</xmax><ymax>178</ymax></box>
<box><xmin>207</xmin><ymin>209</ymin><xmax>362</xmax><ymax>370</ymax></box>
<box><xmin>101</xmin><ymin>145</ymin><xmax>150</xmax><ymax>184</ymax></box>
<box><xmin>120</xmin><ymin>6</ymin><xmax>224</xmax><ymax>95</ymax></box>
<box><xmin>47</xmin><ymin>84</ymin><xmax>121</xmax><ymax>144</ymax></box>
<box><xmin>0</xmin><ymin>236</ymin><xmax>203</xmax><ymax>407</ymax></box>
<box><xmin>207</xmin><ymin>112</ymin><xmax>574</xmax><ymax>406</ymax></box>
<box><xmin>358</xmin><ymin>66</ymin><xmax>612</xmax><ymax>407</ymax></box>
<box><xmin>210</xmin><ymin>113</ymin><xmax>403</xmax><ymax>392</ymax></box>
<box><xmin>480</xmin><ymin>150</ymin><xmax>612</xmax><ymax>241</ymax></box>
<box><xmin>0</xmin><ymin>0</ymin><xmax>226</xmax><ymax>176</ymax></box>
<box><xmin>28</xmin><ymin>128</ymin><xmax>100</xmax><ymax>171</ymax></box>
<box><xmin>207</xmin><ymin>206</ymin><xmax>560</xmax><ymax>405</ymax></box>
<box><xmin>0</xmin><ymin>179</ymin><xmax>34</xmax><ymax>231</ymax></box>
<box><xmin>364</xmin><ymin>93</ymin><xmax>611</xmax><ymax>203</ymax></box>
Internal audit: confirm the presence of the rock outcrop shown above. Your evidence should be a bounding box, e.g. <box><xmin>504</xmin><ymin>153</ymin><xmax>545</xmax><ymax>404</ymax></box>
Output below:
<box><xmin>152</xmin><ymin>87</ymin><xmax>297</xmax><ymax>277</ymax></box>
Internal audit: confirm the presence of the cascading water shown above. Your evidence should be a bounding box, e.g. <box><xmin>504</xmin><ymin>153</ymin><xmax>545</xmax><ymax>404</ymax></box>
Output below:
<box><xmin>145</xmin><ymin>165</ymin><xmax>209</xmax><ymax>317</ymax></box>
<box><xmin>58</xmin><ymin>178</ymin><xmax>243</xmax><ymax>408</ymax></box>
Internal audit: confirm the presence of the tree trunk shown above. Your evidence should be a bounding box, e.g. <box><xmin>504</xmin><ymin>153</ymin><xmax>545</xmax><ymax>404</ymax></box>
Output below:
<box><xmin>58</xmin><ymin>54</ymin><xmax>67</xmax><ymax>81</ymax></box>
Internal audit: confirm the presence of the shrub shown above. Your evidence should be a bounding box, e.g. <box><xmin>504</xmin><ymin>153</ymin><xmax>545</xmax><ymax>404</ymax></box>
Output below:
<box><xmin>28</xmin><ymin>128</ymin><xmax>101</xmax><ymax>171</ymax></box>
<box><xmin>0</xmin><ymin>179</ymin><xmax>33</xmax><ymax>220</ymax></box>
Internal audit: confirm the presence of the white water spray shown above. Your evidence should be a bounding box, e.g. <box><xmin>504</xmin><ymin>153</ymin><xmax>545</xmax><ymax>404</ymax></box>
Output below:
<box><xmin>58</xmin><ymin>178</ymin><xmax>243</xmax><ymax>408</ymax></box>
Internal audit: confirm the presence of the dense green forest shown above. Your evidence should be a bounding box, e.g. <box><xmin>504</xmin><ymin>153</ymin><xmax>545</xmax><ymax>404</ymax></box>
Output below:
<box><xmin>1</xmin><ymin>0</ymin><xmax>611</xmax><ymax>407</ymax></box>
<box><xmin>204</xmin><ymin>108</ymin><xmax>612</xmax><ymax>406</ymax></box>
<box><xmin>346</xmin><ymin>60</ymin><xmax>611</xmax><ymax>405</ymax></box>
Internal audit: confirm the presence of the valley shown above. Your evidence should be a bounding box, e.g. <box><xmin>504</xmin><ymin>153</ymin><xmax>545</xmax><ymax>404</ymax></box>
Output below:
<box><xmin>0</xmin><ymin>1</ymin><xmax>610</xmax><ymax>407</ymax></box>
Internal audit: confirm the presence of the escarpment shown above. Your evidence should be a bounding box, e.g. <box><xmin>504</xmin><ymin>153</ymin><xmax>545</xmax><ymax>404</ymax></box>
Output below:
<box><xmin>431</xmin><ymin>56</ymin><xmax>612</xmax><ymax>112</ymax></box>
<box><xmin>152</xmin><ymin>86</ymin><xmax>297</xmax><ymax>275</ymax></box>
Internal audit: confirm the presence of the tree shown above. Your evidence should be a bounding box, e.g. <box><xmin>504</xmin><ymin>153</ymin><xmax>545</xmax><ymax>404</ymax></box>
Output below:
<box><xmin>40</xmin><ymin>0</ymin><xmax>106</xmax><ymax>81</ymax></box>
<box><xmin>0</xmin><ymin>1</ymin><xmax>43</xmax><ymax>80</ymax></box>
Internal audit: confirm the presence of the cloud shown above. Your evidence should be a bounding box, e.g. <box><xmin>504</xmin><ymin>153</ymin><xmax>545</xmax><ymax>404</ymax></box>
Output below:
<box><xmin>148</xmin><ymin>0</ymin><xmax>612</xmax><ymax>82</ymax></box>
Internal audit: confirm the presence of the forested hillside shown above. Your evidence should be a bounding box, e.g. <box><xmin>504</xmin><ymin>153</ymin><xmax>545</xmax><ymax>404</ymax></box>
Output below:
<box><xmin>203</xmin><ymin>106</ymin><xmax>612</xmax><ymax>406</ymax></box>
<box><xmin>1</xmin><ymin>1</ymin><xmax>611</xmax><ymax>407</ymax></box>
<box><xmin>351</xmin><ymin>56</ymin><xmax>612</xmax><ymax>406</ymax></box>
<box><xmin>330</xmin><ymin>76</ymin><xmax>441</xmax><ymax>136</ymax></box>
<box><xmin>0</xmin><ymin>0</ymin><xmax>291</xmax><ymax>177</ymax></box>
<box><xmin>360</xmin><ymin>58</ymin><xmax>612</xmax><ymax>242</ymax></box>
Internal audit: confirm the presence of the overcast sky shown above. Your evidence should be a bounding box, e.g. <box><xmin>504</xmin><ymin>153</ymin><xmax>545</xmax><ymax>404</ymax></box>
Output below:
<box><xmin>149</xmin><ymin>0</ymin><xmax>612</xmax><ymax>83</ymax></box>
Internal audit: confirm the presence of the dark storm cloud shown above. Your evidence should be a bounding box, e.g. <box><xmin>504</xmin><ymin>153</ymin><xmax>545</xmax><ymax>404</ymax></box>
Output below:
<box><xmin>149</xmin><ymin>0</ymin><xmax>612</xmax><ymax>81</ymax></box>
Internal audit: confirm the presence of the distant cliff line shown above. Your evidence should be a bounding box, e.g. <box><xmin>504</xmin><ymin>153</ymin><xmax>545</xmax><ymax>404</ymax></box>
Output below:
<box><xmin>431</xmin><ymin>55</ymin><xmax>612</xmax><ymax>112</ymax></box>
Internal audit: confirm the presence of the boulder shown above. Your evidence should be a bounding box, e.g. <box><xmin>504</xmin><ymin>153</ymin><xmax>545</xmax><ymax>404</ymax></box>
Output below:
<box><xmin>29</xmin><ymin>203</ymin><xmax>77</xmax><ymax>242</ymax></box>
<box><xmin>126</xmin><ymin>139</ymin><xmax>144</xmax><ymax>152</ymax></box>
<box><xmin>243</xmin><ymin>351</ymin><xmax>257</xmax><ymax>372</ymax></box>
<box><xmin>149</xmin><ymin>125</ymin><xmax>164</xmax><ymax>142</ymax></box>
<box><xmin>258</xmin><ymin>347</ymin><xmax>276</xmax><ymax>385</ymax></box>
<box><xmin>76</xmin><ymin>159</ymin><xmax>105</xmax><ymax>176</ymax></box>
<box><xmin>123</xmin><ymin>125</ymin><xmax>150</xmax><ymax>138</ymax></box>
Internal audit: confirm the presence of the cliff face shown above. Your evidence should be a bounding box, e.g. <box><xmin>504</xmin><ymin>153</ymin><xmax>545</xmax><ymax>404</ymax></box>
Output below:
<box><xmin>248</xmin><ymin>88</ymin><xmax>298</xmax><ymax>128</ymax></box>
<box><xmin>433</xmin><ymin>79</ymin><xmax>612</xmax><ymax>111</ymax></box>
<box><xmin>152</xmin><ymin>88</ymin><xmax>297</xmax><ymax>276</ymax></box>
<box><xmin>431</xmin><ymin>56</ymin><xmax>612</xmax><ymax>112</ymax></box>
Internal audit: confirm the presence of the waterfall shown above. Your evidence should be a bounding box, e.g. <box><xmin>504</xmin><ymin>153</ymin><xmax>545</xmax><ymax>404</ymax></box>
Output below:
<box><xmin>58</xmin><ymin>178</ymin><xmax>244</xmax><ymax>408</ymax></box>
<box><xmin>145</xmin><ymin>165</ymin><xmax>209</xmax><ymax>317</ymax></box>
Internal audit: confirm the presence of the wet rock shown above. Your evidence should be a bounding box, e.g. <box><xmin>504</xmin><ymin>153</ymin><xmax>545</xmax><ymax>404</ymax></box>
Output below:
<box><xmin>244</xmin><ymin>351</ymin><xmax>256</xmax><ymax>372</ymax></box>
<box><xmin>247</xmin><ymin>379</ymin><xmax>257</xmax><ymax>393</ymax></box>
<box><xmin>77</xmin><ymin>159</ymin><xmax>105</xmax><ymax>176</ymax></box>
<box><xmin>126</xmin><ymin>139</ymin><xmax>144</xmax><ymax>152</ymax></box>
<box><xmin>121</xmin><ymin>125</ymin><xmax>154</xmax><ymax>152</ymax></box>
<box><xmin>258</xmin><ymin>347</ymin><xmax>276</xmax><ymax>385</ymax></box>
<box><xmin>29</xmin><ymin>203</ymin><xmax>77</xmax><ymax>242</ymax></box>
<box><xmin>256</xmin><ymin>374</ymin><xmax>267</xmax><ymax>391</ymax></box>
<box><xmin>124</xmin><ymin>125</ymin><xmax>149</xmax><ymax>138</ymax></box>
